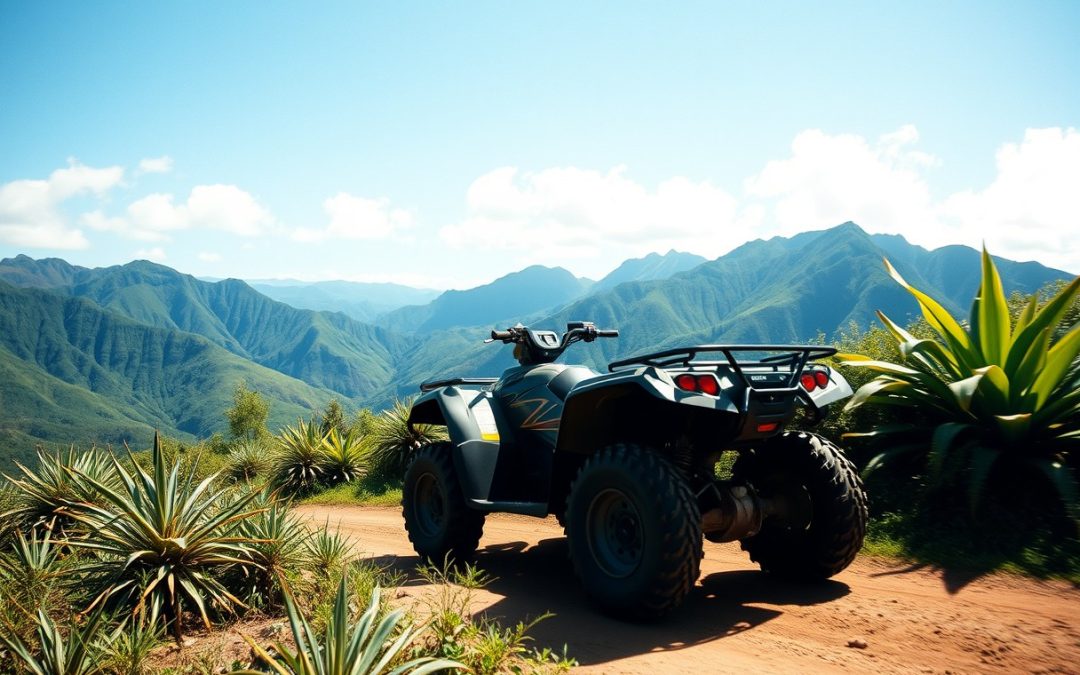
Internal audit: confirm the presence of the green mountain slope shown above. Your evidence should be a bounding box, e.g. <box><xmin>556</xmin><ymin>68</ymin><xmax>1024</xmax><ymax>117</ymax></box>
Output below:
<box><xmin>369</xmin><ymin>222</ymin><xmax>1074</xmax><ymax>397</ymax></box>
<box><xmin>592</xmin><ymin>250</ymin><xmax>707</xmax><ymax>293</ymax></box>
<box><xmin>1</xmin><ymin>222</ymin><xmax>1072</xmax><ymax>447</ymax></box>
<box><xmin>0</xmin><ymin>347</ymin><xmax>157</xmax><ymax>472</ymax></box>
<box><xmin>0</xmin><ymin>281</ymin><xmax>339</xmax><ymax>453</ymax></box>
<box><xmin>249</xmin><ymin>280</ymin><xmax>440</xmax><ymax>322</ymax></box>
<box><xmin>0</xmin><ymin>258</ymin><xmax>413</xmax><ymax>399</ymax></box>
<box><xmin>379</xmin><ymin>265</ymin><xmax>593</xmax><ymax>333</ymax></box>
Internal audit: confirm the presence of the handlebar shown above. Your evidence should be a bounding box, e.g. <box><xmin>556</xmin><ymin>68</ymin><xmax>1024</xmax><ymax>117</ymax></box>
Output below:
<box><xmin>487</xmin><ymin>322</ymin><xmax>618</xmax><ymax>364</ymax></box>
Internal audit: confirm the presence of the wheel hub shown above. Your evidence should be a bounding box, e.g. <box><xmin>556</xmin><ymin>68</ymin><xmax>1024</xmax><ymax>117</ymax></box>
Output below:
<box><xmin>414</xmin><ymin>472</ymin><xmax>446</xmax><ymax>537</ymax></box>
<box><xmin>586</xmin><ymin>488</ymin><xmax>644</xmax><ymax>578</ymax></box>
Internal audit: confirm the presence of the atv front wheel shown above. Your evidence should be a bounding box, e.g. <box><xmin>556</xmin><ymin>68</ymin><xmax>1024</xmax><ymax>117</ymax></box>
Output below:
<box><xmin>565</xmin><ymin>443</ymin><xmax>702</xmax><ymax>619</ymax></box>
<box><xmin>402</xmin><ymin>442</ymin><xmax>485</xmax><ymax>562</ymax></box>
<box><xmin>734</xmin><ymin>431</ymin><xmax>867</xmax><ymax>579</ymax></box>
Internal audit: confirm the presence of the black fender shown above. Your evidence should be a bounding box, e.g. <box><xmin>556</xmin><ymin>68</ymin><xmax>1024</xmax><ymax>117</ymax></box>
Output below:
<box><xmin>408</xmin><ymin>387</ymin><xmax>502</xmax><ymax>503</ymax></box>
<box><xmin>554</xmin><ymin>366</ymin><xmax>742</xmax><ymax>456</ymax></box>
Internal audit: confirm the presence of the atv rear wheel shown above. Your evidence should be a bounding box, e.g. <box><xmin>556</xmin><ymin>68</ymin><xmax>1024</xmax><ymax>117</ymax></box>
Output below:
<box><xmin>402</xmin><ymin>442</ymin><xmax>485</xmax><ymax>562</ymax></box>
<box><xmin>734</xmin><ymin>431</ymin><xmax>867</xmax><ymax>579</ymax></box>
<box><xmin>565</xmin><ymin>443</ymin><xmax>702</xmax><ymax>619</ymax></box>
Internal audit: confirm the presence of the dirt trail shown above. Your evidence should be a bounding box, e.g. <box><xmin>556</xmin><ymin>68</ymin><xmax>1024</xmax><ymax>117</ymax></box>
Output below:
<box><xmin>296</xmin><ymin>505</ymin><xmax>1079</xmax><ymax>674</ymax></box>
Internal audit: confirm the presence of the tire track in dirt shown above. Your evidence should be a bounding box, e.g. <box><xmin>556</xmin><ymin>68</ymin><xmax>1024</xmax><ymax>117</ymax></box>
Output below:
<box><xmin>297</xmin><ymin>505</ymin><xmax>1079</xmax><ymax>674</ymax></box>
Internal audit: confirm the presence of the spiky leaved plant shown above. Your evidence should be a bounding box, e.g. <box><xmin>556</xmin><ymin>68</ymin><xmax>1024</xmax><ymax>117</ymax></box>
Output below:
<box><xmin>0</xmin><ymin>602</ymin><xmax>114</xmax><ymax>675</ymax></box>
<box><xmin>364</xmin><ymin>400</ymin><xmax>447</xmax><ymax>478</ymax></box>
<box><xmin>226</xmin><ymin>438</ymin><xmax>273</xmax><ymax>483</ymax></box>
<box><xmin>62</xmin><ymin>433</ymin><xmax>265</xmax><ymax>640</ymax></box>
<box><xmin>236</xmin><ymin>576</ymin><xmax>462</xmax><ymax>675</ymax></box>
<box><xmin>234</xmin><ymin>489</ymin><xmax>308</xmax><ymax>609</ymax></box>
<box><xmin>2</xmin><ymin>446</ymin><xmax>120</xmax><ymax>536</ymax></box>
<box><xmin>839</xmin><ymin>249</ymin><xmax>1080</xmax><ymax>516</ymax></box>
<box><xmin>304</xmin><ymin>523</ymin><xmax>353</xmax><ymax>578</ymax></box>
<box><xmin>321</xmin><ymin>428</ymin><xmax>367</xmax><ymax>485</ymax></box>
<box><xmin>274</xmin><ymin>419</ymin><xmax>329</xmax><ymax>494</ymax></box>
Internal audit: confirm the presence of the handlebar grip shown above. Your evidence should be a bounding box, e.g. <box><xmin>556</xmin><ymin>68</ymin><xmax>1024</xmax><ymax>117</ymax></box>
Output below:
<box><xmin>598</xmin><ymin>329</ymin><xmax>619</xmax><ymax>337</ymax></box>
<box><xmin>491</xmin><ymin>330</ymin><xmax>513</xmax><ymax>341</ymax></box>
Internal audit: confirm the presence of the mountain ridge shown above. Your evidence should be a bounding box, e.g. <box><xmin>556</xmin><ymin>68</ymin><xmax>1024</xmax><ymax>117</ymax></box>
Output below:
<box><xmin>0</xmin><ymin>222</ymin><xmax>1072</xmax><ymax>451</ymax></box>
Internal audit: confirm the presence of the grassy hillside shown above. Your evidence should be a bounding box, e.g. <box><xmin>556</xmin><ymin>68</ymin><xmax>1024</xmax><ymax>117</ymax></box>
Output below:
<box><xmin>0</xmin><ymin>281</ymin><xmax>342</xmax><ymax>455</ymax></box>
<box><xmin>0</xmin><ymin>258</ymin><xmax>413</xmax><ymax>399</ymax></box>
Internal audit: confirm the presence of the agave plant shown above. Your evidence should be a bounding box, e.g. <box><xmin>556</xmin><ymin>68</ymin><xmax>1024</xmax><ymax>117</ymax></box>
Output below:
<box><xmin>364</xmin><ymin>400</ymin><xmax>447</xmax><ymax>478</ymax></box>
<box><xmin>61</xmin><ymin>433</ymin><xmax>265</xmax><ymax>640</ymax></box>
<box><xmin>304</xmin><ymin>522</ymin><xmax>354</xmax><ymax>576</ymax></box>
<box><xmin>227</xmin><ymin>438</ymin><xmax>273</xmax><ymax>483</ymax></box>
<box><xmin>274</xmin><ymin>419</ymin><xmax>330</xmax><ymax>494</ymax></box>
<box><xmin>2</xmin><ymin>446</ymin><xmax>120</xmax><ymax>535</ymax></box>
<box><xmin>235</xmin><ymin>490</ymin><xmax>309</xmax><ymax>608</ymax></box>
<box><xmin>322</xmin><ymin>428</ymin><xmax>367</xmax><ymax>485</ymax></box>
<box><xmin>0</xmin><ymin>602</ymin><xmax>114</xmax><ymax>675</ymax></box>
<box><xmin>101</xmin><ymin>600</ymin><xmax>164</xmax><ymax>675</ymax></box>
<box><xmin>237</xmin><ymin>577</ymin><xmax>462</xmax><ymax>675</ymax></box>
<box><xmin>0</xmin><ymin>527</ymin><xmax>65</xmax><ymax>606</ymax></box>
<box><xmin>839</xmin><ymin>249</ymin><xmax>1080</xmax><ymax>515</ymax></box>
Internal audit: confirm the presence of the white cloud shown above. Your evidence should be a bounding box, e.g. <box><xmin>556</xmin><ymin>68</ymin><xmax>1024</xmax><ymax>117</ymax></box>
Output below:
<box><xmin>134</xmin><ymin>246</ymin><xmax>167</xmax><ymax>262</ymax></box>
<box><xmin>137</xmin><ymin>156</ymin><xmax>173</xmax><ymax>174</ymax></box>
<box><xmin>0</xmin><ymin>159</ymin><xmax>123</xmax><ymax>250</ymax></box>
<box><xmin>439</xmin><ymin>166</ymin><xmax>742</xmax><ymax>269</ymax></box>
<box><xmin>197</xmin><ymin>251</ymin><xmax>222</xmax><ymax>262</ymax></box>
<box><xmin>940</xmin><ymin>127</ymin><xmax>1080</xmax><ymax>270</ymax></box>
<box><xmin>293</xmin><ymin>193</ymin><xmax>413</xmax><ymax>242</ymax></box>
<box><xmin>187</xmin><ymin>184</ymin><xmax>271</xmax><ymax>236</ymax></box>
<box><xmin>740</xmin><ymin>125</ymin><xmax>1080</xmax><ymax>272</ymax></box>
<box><xmin>116</xmin><ymin>184</ymin><xmax>273</xmax><ymax>240</ymax></box>
<box><xmin>744</xmin><ymin>126</ymin><xmax>939</xmax><ymax>239</ymax></box>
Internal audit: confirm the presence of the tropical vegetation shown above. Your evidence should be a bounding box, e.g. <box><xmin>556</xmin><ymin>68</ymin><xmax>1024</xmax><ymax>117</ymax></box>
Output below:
<box><xmin>838</xmin><ymin>250</ymin><xmax>1079</xmax><ymax>518</ymax></box>
<box><xmin>0</xmin><ymin>398</ymin><xmax>570</xmax><ymax>673</ymax></box>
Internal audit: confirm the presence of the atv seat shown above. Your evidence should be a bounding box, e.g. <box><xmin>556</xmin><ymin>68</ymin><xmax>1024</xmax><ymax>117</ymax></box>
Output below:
<box><xmin>547</xmin><ymin>366</ymin><xmax>597</xmax><ymax>400</ymax></box>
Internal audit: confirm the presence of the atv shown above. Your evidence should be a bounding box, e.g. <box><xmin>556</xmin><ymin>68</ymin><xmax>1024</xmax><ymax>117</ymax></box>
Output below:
<box><xmin>403</xmin><ymin>321</ymin><xmax>867</xmax><ymax>618</ymax></box>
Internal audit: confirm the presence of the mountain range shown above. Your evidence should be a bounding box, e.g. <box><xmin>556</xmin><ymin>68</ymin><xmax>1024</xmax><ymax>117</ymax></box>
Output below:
<box><xmin>0</xmin><ymin>222</ymin><xmax>1071</xmax><ymax>467</ymax></box>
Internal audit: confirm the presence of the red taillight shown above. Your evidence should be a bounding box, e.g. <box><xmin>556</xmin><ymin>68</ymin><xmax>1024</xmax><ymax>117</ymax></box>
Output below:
<box><xmin>675</xmin><ymin>374</ymin><xmax>697</xmax><ymax>391</ymax></box>
<box><xmin>800</xmin><ymin>373</ymin><xmax>817</xmax><ymax>391</ymax></box>
<box><xmin>697</xmin><ymin>375</ymin><xmax>719</xmax><ymax>395</ymax></box>
<box><xmin>814</xmin><ymin>371</ymin><xmax>829</xmax><ymax>389</ymax></box>
<box><xmin>757</xmin><ymin>422</ymin><xmax>779</xmax><ymax>433</ymax></box>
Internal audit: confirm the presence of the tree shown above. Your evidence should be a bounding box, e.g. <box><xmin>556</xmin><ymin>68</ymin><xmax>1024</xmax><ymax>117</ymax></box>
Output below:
<box><xmin>351</xmin><ymin>407</ymin><xmax>377</xmax><ymax>437</ymax></box>
<box><xmin>226</xmin><ymin>382</ymin><xmax>269</xmax><ymax>442</ymax></box>
<box><xmin>320</xmin><ymin>398</ymin><xmax>348</xmax><ymax>438</ymax></box>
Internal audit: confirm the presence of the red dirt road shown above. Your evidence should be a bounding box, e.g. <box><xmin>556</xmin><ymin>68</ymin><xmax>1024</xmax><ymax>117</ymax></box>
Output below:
<box><xmin>297</xmin><ymin>505</ymin><xmax>1079</xmax><ymax>674</ymax></box>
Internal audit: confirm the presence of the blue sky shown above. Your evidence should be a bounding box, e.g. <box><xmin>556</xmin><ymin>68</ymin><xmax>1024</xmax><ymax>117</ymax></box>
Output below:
<box><xmin>1</xmin><ymin>1</ymin><xmax>1077</xmax><ymax>288</ymax></box>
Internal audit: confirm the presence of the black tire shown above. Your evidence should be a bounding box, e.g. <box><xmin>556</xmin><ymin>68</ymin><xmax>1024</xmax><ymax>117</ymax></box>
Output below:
<box><xmin>565</xmin><ymin>443</ymin><xmax>702</xmax><ymax>619</ymax></box>
<box><xmin>734</xmin><ymin>431</ymin><xmax>867</xmax><ymax>580</ymax></box>
<box><xmin>402</xmin><ymin>442</ymin><xmax>485</xmax><ymax>562</ymax></box>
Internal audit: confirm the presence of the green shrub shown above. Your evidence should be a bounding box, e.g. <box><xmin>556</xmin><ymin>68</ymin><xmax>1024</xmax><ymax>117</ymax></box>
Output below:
<box><xmin>238</xmin><ymin>577</ymin><xmax>462</xmax><ymax>675</ymax></box>
<box><xmin>234</xmin><ymin>490</ymin><xmax>308</xmax><ymax>609</ymax></box>
<box><xmin>226</xmin><ymin>439</ymin><xmax>273</xmax><ymax>483</ymax></box>
<box><xmin>839</xmin><ymin>250</ymin><xmax>1080</xmax><ymax>519</ymax></box>
<box><xmin>322</xmin><ymin>428</ymin><xmax>366</xmax><ymax>485</ymax></box>
<box><xmin>3</xmin><ymin>446</ymin><xmax>120</xmax><ymax>536</ymax></box>
<box><xmin>63</xmin><ymin>433</ymin><xmax>264</xmax><ymax>640</ymax></box>
<box><xmin>364</xmin><ymin>400</ymin><xmax>446</xmax><ymax>479</ymax></box>
<box><xmin>273</xmin><ymin>419</ymin><xmax>329</xmax><ymax>495</ymax></box>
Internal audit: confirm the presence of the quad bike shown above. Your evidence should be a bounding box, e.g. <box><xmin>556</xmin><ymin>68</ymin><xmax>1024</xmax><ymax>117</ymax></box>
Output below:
<box><xmin>403</xmin><ymin>322</ymin><xmax>868</xmax><ymax>618</ymax></box>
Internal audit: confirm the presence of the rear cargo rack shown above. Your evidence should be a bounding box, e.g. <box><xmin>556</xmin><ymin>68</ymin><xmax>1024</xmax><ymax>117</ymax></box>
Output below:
<box><xmin>419</xmin><ymin>377</ymin><xmax>498</xmax><ymax>392</ymax></box>
<box><xmin>608</xmin><ymin>345</ymin><xmax>837</xmax><ymax>390</ymax></box>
